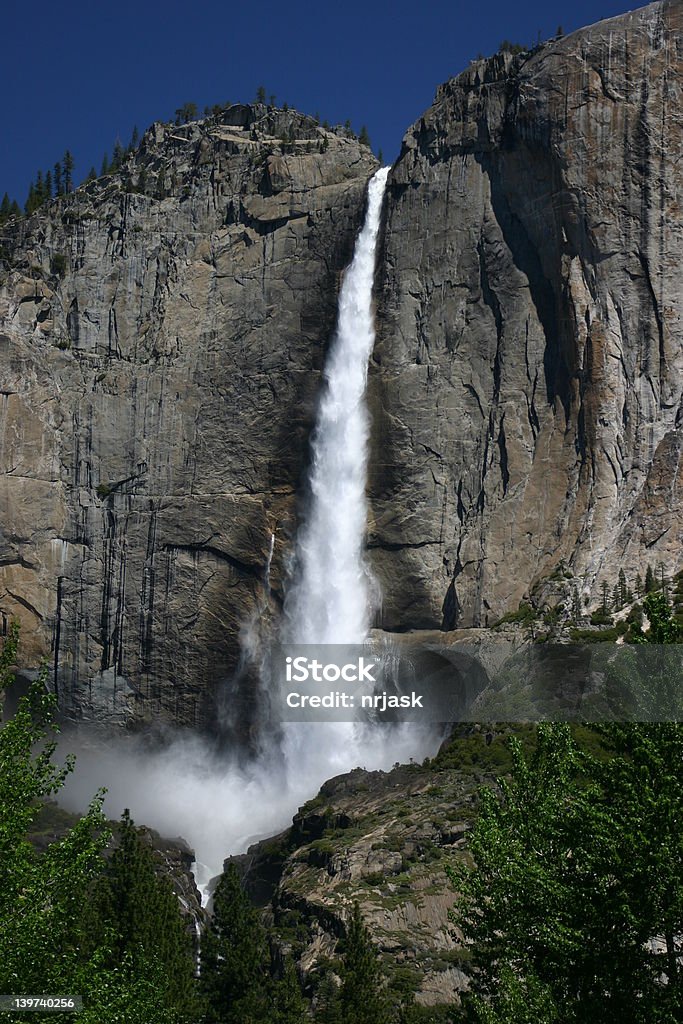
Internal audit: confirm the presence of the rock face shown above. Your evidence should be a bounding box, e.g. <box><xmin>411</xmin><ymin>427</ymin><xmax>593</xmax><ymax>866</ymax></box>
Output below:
<box><xmin>229</xmin><ymin>756</ymin><xmax>482</xmax><ymax>1008</ymax></box>
<box><xmin>2</xmin><ymin>2</ymin><xmax>683</xmax><ymax>723</ymax></box>
<box><xmin>369</xmin><ymin>0</ymin><xmax>683</xmax><ymax>630</ymax></box>
<box><xmin>0</xmin><ymin>106</ymin><xmax>377</xmax><ymax>725</ymax></box>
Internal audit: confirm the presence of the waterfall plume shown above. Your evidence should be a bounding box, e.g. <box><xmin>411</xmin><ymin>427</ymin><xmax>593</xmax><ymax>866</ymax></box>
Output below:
<box><xmin>284</xmin><ymin>166</ymin><xmax>390</xmax><ymax>645</ymax></box>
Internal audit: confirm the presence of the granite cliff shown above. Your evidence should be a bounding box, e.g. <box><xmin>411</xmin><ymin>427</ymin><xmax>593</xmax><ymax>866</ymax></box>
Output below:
<box><xmin>1</xmin><ymin>0</ymin><xmax>682</xmax><ymax>723</ymax></box>
<box><xmin>370</xmin><ymin>0</ymin><xmax>683</xmax><ymax>631</ymax></box>
<box><xmin>0</xmin><ymin>107</ymin><xmax>377</xmax><ymax>725</ymax></box>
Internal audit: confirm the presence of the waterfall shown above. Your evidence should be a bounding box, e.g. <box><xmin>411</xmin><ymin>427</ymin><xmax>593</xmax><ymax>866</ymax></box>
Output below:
<box><xmin>277</xmin><ymin>165</ymin><xmax>431</xmax><ymax>782</ymax></box>
<box><xmin>284</xmin><ymin>166</ymin><xmax>390</xmax><ymax>645</ymax></box>
<box><xmin>60</xmin><ymin>169</ymin><xmax>436</xmax><ymax>900</ymax></box>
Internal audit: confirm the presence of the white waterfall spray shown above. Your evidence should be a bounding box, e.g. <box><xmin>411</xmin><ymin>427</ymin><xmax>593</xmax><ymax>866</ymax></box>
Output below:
<box><xmin>284</xmin><ymin>166</ymin><xmax>389</xmax><ymax>645</ymax></box>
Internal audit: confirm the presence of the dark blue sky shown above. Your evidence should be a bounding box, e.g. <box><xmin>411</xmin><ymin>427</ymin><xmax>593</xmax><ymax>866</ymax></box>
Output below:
<box><xmin>2</xmin><ymin>0</ymin><xmax>635</xmax><ymax>204</ymax></box>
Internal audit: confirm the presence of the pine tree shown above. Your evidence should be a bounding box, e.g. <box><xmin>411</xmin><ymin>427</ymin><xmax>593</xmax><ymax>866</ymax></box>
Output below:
<box><xmin>130</xmin><ymin>125</ymin><xmax>140</xmax><ymax>150</ymax></box>
<box><xmin>174</xmin><ymin>103</ymin><xmax>197</xmax><ymax>125</ymax></box>
<box><xmin>63</xmin><ymin>150</ymin><xmax>74</xmax><ymax>192</ymax></box>
<box><xmin>612</xmin><ymin>584</ymin><xmax>621</xmax><ymax>613</ymax></box>
<box><xmin>571</xmin><ymin>587</ymin><xmax>582</xmax><ymax>623</ymax></box>
<box><xmin>100</xmin><ymin>153</ymin><xmax>110</xmax><ymax>177</ymax></box>
<box><xmin>111</xmin><ymin>139</ymin><xmax>125</xmax><ymax>171</ymax></box>
<box><xmin>339</xmin><ymin>903</ymin><xmax>390</xmax><ymax>1024</ymax></box>
<box><xmin>272</xmin><ymin>959</ymin><xmax>307</xmax><ymax>1024</ymax></box>
<box><xmin>24</xmin><ymin>181</ymin><xmax>36</xmax><ymax>215</ymax></box>
<box><xmin>82</xmin><ymin>810</ymin><xmax>198</xmax><ymax>1018</ymax></box>
<box><xmin>54</xmin><ymin>160</ymin><xmax>63</xmax><ymax>196</ymax></box>
<box><xmin>256</xmin><ymin>85</ymin><xmax>267</xmax><ymax>104</ymax></box>
<box><xmin>645</xmin><ymin>564</ymin><xmax>656</xmax><ymax>593</ymax></box>
<box><xmin>618</xmin><ymin>568</ymin><xmax>628</xmax><ymax>606</ymax></box>
<box><xmin>86</xmin><ymin>166</ymin><xmax>97</xmax><ymax>182</ymax></box>
<box><xmin>658</xmin><ymin>562</ymin><xmax>668</xmax><ymax>596</ymax></box>
<box><xmin>635</xmin><ymin>572</ymin><xmax>643</xmax><ymax>597</ymax></box>
<box><xmin>45</xmin><ymin>170</ymin><xmax>53</xmax><ymax>199</ymax></box>
<box><xmin>316</xmin><ymin>974</ymin><xmax>343</xmax><ymax>1024</ymax></box>
<box><xmin>0</xmin><ymin>192</ymin><xmax>10</xmax><ymax>222</ymax></box>
<box><xmin>601</xmin><ymin>579</ymin><xmax>610</xmax><ymax>614</ymax></box>
<box><xmin>10</xmin><ymin>199</ymin><xmax>20</xmax><ymax>217</ymax></box>
<box><xmin>359</xmin><ymin>125</ymin><xmax>371</xmax><ymax>147</ymax></box>
<box><xmin>200</xmin><ymin>863</ymin><xmax>271</xmax><ymax>1023</ymax></box>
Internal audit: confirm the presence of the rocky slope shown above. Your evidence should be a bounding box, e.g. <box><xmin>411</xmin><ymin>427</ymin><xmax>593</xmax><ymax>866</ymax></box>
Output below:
<box><xmin>230</xmin><ymin>750</ymin><xmax>479</xmax><ymax>1009</ymax></box>
<box><xmin>369</xmin><ymin>0</ymin><xmax>683</xmax><ymax>631</ymax></box>
<box><xmin>228</xmin><ymin>726</ymin><xmax>566</xmax><ymax>1011</ymax></box>
<box><xmin>1</xmin><ymin>1</ymin><xmax>682</xmax><ymax>723</ymax></box>
<box><xmin>0</xmin><ymin>106</ymin><xmax>377</xmax><ymax>725</ymax></box>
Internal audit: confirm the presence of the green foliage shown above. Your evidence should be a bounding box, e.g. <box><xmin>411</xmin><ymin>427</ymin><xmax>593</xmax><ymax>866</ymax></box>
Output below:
<box><xmin>637</xmin><ymin>591</ymin><xmax>681</xmax><ymax>644</ymax></box>
<box><xmin>0</xmin><ymin>626</ymin><xmax>197</xmax><ymax>1023</ymax></box>
<box><xmin>50</xmin><ymin>252</ymin><xmax>67</xmax><ymax>277</ymax></box>
<box><xmin>0</xmin><ymin>192</ymin><xmax>20</xmax><ymax>226</ymax></box>
<box><xmin>256</xmin><ymin>85</ymin><xmax>267</xmax><ymax>104</ymax></box>
<box><xmin>589</xmin><ymin>607</ymin><xmax>612</xmax><ymax>626</ymax></box>
<box><xmin>498</xmin><ymin>40</ymin><xmax>526</xmax><ymax>54</ymax></box>
<box><xmin>338</xmin><ymin>902</ymin><xmax>391</xmax><ymax>1024</ymax></box>
<box><xmin>315</xmin><ymin>972</ymin><xmax>343</xmax><ymax>1023</ymax></box>
<box><xmin>81</xmin><ymin>809</ymin><xmax>199</xmax><ymax>1018</ymax></box>
<box><xmin>449</xmin><ymin>717</ymin><xmax>683</xmax><ymax>1022</ymax></box>
<box><xmin>175</xmin><ymin>102</ymin><xmax>198</xmax><ymax>125</ymax></box>
<box><xmin>271</xmin><ymin>958</ymin><xmax>308</xmax><ymax>1024</ymax></box>
<box><xmin>495</xmin><ymin>602</ymin><xmax>536</xmax><ymax>627</ymax></box>
<box><xmin>466</xmin><ymin>964</ymin><xmax>559</xmax><ymax>1022</ymax></box>
<box><xmin>63</xmin><ymin>150</ymin><xmax>74</xmax><ymax>192</ymax></box>
<box><xmin>0</xmin><ymin>626</ymin><xmax>106</xmax><ymax>1003</ymax></box>
<box><xmin>110</xmin><ymin>138</ymin><xmax>125</xmax><ymax>171</ymax></box>
<box><xmin>359</xmin><ymin>125</ymin><xmax>371</xmax><ymax>147</ymax></box>
<box><xmin>200</xmin><ymin>863</ymin><xmax>271</xmax><ymax>1022</ymax></box>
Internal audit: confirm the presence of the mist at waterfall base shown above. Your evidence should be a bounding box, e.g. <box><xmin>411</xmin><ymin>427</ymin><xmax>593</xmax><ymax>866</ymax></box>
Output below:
<box><xmin>58</xmin><ymin>168</ymin><xmax>443</xmax><ymax>894</ymax></box>
<box><xmin>58</xmin><ymin>719</ymin><xmax>439</xmax><ymax>894</ymax></box>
